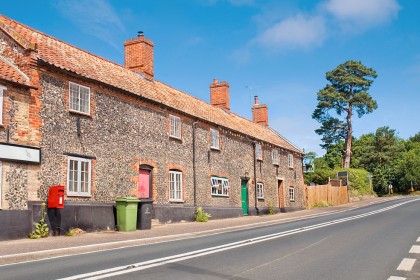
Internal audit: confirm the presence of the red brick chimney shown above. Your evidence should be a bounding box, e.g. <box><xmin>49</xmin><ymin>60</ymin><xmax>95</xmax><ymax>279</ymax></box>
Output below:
<box><xmin>252</xmin><ymin>96</ymin><xmax>269</xmax><ymax>127</ymax></box>
<box><xmin>124</xmin><ymin>31</ymin><xmax>154</xmax><ymax>80</ymax></box>
<box><xmin>210</xmin><ymin>79</ymin><xmax>230</xmax><ymax>111</ymax></box>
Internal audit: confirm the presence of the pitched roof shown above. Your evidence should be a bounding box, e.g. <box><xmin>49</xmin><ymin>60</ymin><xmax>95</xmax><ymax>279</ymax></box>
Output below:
<box><xmin>0</xmin><ymin>14</ymin><xmax>303</xmax><ymax>154</ymax></box>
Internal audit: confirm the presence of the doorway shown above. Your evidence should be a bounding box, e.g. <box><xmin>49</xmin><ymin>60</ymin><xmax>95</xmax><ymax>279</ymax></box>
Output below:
<box><xmin>278</xmin><ymin>180</ymin><xmax>285</xmax><ymax>212</ymax></box>
<box><xmin>241</xmin><ymin>180</ymin><xmax>249</xmax><ymax>215</ymax></box>
<box><xmin>138</xmin><ymin>165</ymin><xmax>153</xmax><ymax>199</ymax></box>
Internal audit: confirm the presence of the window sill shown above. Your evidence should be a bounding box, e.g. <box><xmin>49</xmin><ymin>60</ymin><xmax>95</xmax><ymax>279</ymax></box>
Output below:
<box><xmin>211</xmin><ymin>194</ymin><xmax>229</xmax><ymax>198</ymax></box>
<box><xmin>169</xmin><ymin>135</ymin><xmax>182</xmax><ymax>142</ymax></box>
<box><xmin>169</xmin><ymin>199</ymin><xmax>184</xmax><ymax>203</ymax></box>
<box><xmin>210</xmin><ymin>146</ymin><xmax>220</xmax><ymax>151</ymax></box>
<box><xmin>69</xmin><ymin>110</ymin><xmax>92</xmax><ymax>118</ymax></box>
<box><xmin>66</xmin><ymin>194</ymin><xmax>92</xmax><ymax>198</ymax></box>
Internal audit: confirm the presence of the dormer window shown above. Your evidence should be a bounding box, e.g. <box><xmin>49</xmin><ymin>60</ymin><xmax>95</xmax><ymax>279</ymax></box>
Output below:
<box><xmin>69</xmin><ymin>82</ymin><xmax>90</xmax><ymax>115</ymax></box>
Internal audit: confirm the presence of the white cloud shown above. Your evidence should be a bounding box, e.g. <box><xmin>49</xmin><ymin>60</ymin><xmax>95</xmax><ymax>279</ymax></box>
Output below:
<box><xmin>254</xmin><ymin>14</ymin><xmax>327</xmax><ymax>51</ymax></box>
<box><xmin>55</xmin><ymin>0</ymin><xmax>125</xmax><ymax>49</ymax></box>
<box><xmin>322</xmin><ymin>0</ymin><xmax>400</xmax><ymax>31</ymax></box>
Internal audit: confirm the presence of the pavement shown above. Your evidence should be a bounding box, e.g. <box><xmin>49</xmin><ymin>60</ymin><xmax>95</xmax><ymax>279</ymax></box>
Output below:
<box><xmin>0</xmin><ymin>197</ymin><xmax>403</xmax><ymax>266</ymax></box>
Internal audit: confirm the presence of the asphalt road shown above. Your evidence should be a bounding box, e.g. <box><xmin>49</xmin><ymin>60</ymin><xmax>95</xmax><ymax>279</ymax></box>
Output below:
<box><xmin>1</xmin><ymin>197</ymin><xmax>419</xmax><ymax>280</ymax></box>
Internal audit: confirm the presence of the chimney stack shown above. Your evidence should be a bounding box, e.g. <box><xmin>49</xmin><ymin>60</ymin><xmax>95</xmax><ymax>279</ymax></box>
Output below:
<box><xmin>210</xmin><ymin>78</ymin><xmax>230</xmax><ymax>111</ymax></box>
<box><xmin>252</xmin><ymin>95</ymin><xmax>269</xmax><ymax>127</ymax></box>
<box><xmin>124</xmin><ymin>32</ymin><xmax>154</xmax><ymax>80</ymax></box>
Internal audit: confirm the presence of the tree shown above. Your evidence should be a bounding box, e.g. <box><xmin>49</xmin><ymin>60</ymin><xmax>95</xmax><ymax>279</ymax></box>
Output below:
<box><xmin>313</xmin><ymin>61</ymin><xmax>378</xmax><ymax>168</ymax></box>
<box><xmin>352</xmin><ymin>127</ymin><xmax>404</xmax><ymax>194</ymax></box>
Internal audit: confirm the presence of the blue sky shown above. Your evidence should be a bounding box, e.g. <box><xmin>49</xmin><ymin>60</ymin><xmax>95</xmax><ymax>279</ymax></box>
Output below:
<box><xmin>2</xmin><ymin>0</ymin><xmax>419</xmax><ymax>155</ymax></box>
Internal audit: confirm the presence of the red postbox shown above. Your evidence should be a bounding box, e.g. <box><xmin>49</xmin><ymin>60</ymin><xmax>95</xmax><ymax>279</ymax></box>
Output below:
<box><xmin>48</xmin><ymin>186</ymin><xmax>65</xmax><ymax>208</ymax></box>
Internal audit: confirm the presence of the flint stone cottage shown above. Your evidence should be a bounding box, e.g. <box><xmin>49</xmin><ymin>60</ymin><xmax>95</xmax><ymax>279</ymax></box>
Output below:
<box><xmin>0</xmin><ymin>15</ymin><xmax>305</xmax><ymax>240</ymax></box>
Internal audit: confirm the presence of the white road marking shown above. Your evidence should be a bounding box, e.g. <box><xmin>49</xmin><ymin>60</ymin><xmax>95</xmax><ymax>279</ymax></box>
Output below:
<box><xmin>396</xmin><ymin>258</ymin><xmax>416</xmax><ymax>271</ymax></box>
<box><xmin>409</xmin><ymin>245</ymin><xmax>420</xmax><ymax>254</ymax></box>
<box><xmin>55</xmin><ymin>198</ymin><xmax>420</xmax><ymax>280</ymax></box>
<box><xmin>387</xmin><ymin>276</ymin><xmax>406</xmax><ymax>280</ymax></box>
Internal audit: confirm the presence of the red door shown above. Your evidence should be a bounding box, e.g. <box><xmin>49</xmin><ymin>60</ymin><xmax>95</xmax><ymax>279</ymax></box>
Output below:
<box><xmin>138</xmin><ymin>169</ymin><xmax>151</xmax><ymax>198</ymax></box>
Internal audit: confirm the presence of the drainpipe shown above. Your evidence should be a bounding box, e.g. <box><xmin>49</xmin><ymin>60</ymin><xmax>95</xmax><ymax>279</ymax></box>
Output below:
<box><xmin>192</xmin><ymin>121</ymin><xmax>198</xmax><ymax>208</ymax></box>
<box><xmin>252</xmin><ymin>142</ymin><xmax>259</xmax><ymax>215</ymax></box>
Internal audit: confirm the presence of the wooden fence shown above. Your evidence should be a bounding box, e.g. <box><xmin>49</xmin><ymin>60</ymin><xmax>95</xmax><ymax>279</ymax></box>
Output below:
<box><xmin>306</xmin><ymin>179</ymin><xmax>349</xmax><ymax>207</ymax></box>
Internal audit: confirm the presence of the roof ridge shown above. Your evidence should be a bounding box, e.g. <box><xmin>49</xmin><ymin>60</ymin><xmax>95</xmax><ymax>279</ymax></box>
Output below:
<box><xmin>0</xmin><ymin>14</ymin><xmax>133</xmax><ymax>75</ymax></box>
<box><xmin>0</xmin><ymin>15</ymin><xmax>36</xmax><ymax>50</ymax></box>
<box><xmin>268</xmin><ymin>127</ymin><xmax>303</xmax><ymax>154</ymax></box>
<box><xmin>0</xmin><ymin>14</ymin><xmax>303</xmax><ymax>154</ymax></box>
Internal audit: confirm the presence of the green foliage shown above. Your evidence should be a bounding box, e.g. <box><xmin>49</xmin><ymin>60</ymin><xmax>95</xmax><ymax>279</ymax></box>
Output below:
<box><xmin>194</xmin><ymin>207</ymin><xmax>211</xmax><ymax>222</ymax></box>
<box><xmin>29</xmin><ymin>202</ymin><xmax>49</xmax><ymax>239</ymax></box>
<box><xmin>347</xmin><ymin>168</ymin><xmax>372</xmax><ymax>195</ymax></box>
<box><xmin>268</xmin><ymin>201</ymin><xmax>276</xmax><ymax>215</ymax></box>
<box><xmin>313</xmin><ymin>60</ymin><xmax>377</xmax><ymax>168</ymax></box>
<box><xmin>311</xmin><ymin>201</ymin><xmax>330</xmax><ymax>208</ymax></box>
<box><xmin>396</xmin><ymin>142</ymin><xmax>420</xmax><ymax>192</ymax></box>
<box><xmin>352</xmin><ymin>127</ymin><xmax>404</xmax><ymax>194</ymax></box>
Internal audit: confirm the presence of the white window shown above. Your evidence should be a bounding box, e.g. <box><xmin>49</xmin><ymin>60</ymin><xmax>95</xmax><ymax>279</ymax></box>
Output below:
<box><xmin>0</xmin><ymin>161</ymin><xmax>2</xmax><ymax>209</ymax></box>
<box><xmin>0</xmin><ymin>85</ymin><xmax>6</xmax><ymax>125</ymax></box>
<box><xmin>257</xmin><ymin>182</ymin><xmax>264</xmax><ymax>199</ymax></box>
<box><xmin>211</xmin><ymin>176</ymin><xmax>229</xmax><ymax>196</ymax></box>
<box><xmin>69</xmin><ymin>82</ymin><xmax>90</xmax><ymax>114</ymax></box>
<box><xmin>169</xmin><ymin>114</ymin><xmax>181</xmax><ymax>139</ymax></box>
<box><xmin>288</xmin><ymin>154</ymin><xmax>294</xmax><ymax>168</ymax></box>
<box><xmin>256</xmin><ymin>143</ymin><xmax>262</xmax><ymax>161</ymax></box>
<box><xmin>67</xmin><ymin>156</ymin><xmax>91</xmax><ymax>196</ymax></box>
<box><xmin>169</xmin><ymin>170</ymin><xmax>182</xmax><ymax>201</ymax></box>
<box><xmin>272</xmin><ymin>149</ymin><xmax>279</xmax><ymax>165</ymax></box>
<box><xmin>289</xmin><ymin>186</ymin><xmax>295</xmax><ymax>202</ymax></box>
<box><xmin>210</xmin><ymin>128</ymin><xmax>219</xmax><ymax>149</ymax></box>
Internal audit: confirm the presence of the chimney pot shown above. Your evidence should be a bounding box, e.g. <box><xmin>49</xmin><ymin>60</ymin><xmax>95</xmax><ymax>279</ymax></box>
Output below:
<box><xmin>254</xmin><ymin>95</ymin><xmax>259</xmax><ymax>105</ymax></box>
<box><xmin>138</xmin><ymin>31</ymin><xmax>144</xmax><ymax>37</ymax></box>
<box><xmin>213</xmin><ymin>78</ymin><xmax>218</xmax><ymax>83</ymax></box>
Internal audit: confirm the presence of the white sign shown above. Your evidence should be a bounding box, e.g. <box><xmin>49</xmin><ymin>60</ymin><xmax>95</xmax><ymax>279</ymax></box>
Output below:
<box><xmin>0</xmin><ymin>143</ymin><xmax>40</xmax><ymax>163</ymax></box>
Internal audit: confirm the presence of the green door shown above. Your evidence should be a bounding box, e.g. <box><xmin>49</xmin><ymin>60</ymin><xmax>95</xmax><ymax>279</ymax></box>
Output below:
<box><xmin>241</xmin><ymin>180</ymin><xmax>248</xmax><ymax>215</ymax></box>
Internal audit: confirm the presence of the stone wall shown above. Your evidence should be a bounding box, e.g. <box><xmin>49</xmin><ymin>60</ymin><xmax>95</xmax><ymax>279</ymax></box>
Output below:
<box><xmin>37</xmin><ymin>71</ymin><xmax>304</xmax><ymax>223</ymax></box>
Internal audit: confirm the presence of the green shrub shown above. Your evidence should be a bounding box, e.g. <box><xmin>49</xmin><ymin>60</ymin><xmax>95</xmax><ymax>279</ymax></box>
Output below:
<box><xmin>29</xmin><ymin>202</ymin><xmax>49</xmax><ymax>239</ymax></box>
<box><xmin>268</xmin><ymin>201</ymin><xmax>276</xmax><ymax>215</ymax></box>
<box><xmin>311</xmin><ymin>201</ymin><xmax>330</xmax><ymax>208</ymax></box>
<box><xmin>194</xmin><ymin>207</ymin><xmax>211</xmax><ymax>222</ymax></box>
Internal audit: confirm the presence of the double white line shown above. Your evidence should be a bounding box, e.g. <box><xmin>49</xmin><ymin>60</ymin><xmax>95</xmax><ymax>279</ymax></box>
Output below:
<box><xmin>60</xmin><ymin>198</ymin><xmax>420</xmax><ymax>280</ymax></box>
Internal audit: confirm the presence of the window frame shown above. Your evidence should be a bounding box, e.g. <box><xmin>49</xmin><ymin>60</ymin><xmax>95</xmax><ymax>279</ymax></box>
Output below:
<box><xmin>169</xmin><ymin>170</ymin><xmax>183</xmax><ymax>202</ymax></box>
<box><xmin>255</xmin><ymin>143</ymin><xmax>263</xmax><ymax>161</ymax></box>
<box><xmin>289</xmin><ymin>186</ymin><xmax>295</xmax><ymax>202</ymax></box>
<box><xmin>210</xmin><ymin>128</ymin><xmax>220</xmax><ymax>150</ymax></box>
<box><xmin>257</xmin><ymin>182</ymin><xmax>264</xmax><ymax>199</ymax></box>
<box><xmin>272</xmin><ymin>149</ymin><xmax>279</xmax><ymax>165</ymax></box>
<box><xmin>288</xmin><ymin>154</ymin><xmax>294</xmax><ymax>168</ymax></box>
<box><xmin>169</xmin><ymin>114</ymin><xmax>181</xmax><ymax>139</ymax></box>
<box><xmin>69</xmin><ymin>82</ymin><xmax>91</xmax><ymax>115</ymax></box>
<box><xmin>67</xmin><ymin>156</ymin><xmax>91</xmax><ymax>197</ymax></box>
<box><xmin>211</xmin><ymin>176</ymin><xmax>229</xmax><ymax>197</ymax></box>
<box><xmin>0</xmin><ymin>161</ymin><xmax>2</xmax><ymax>209</ymax></box>
<box><xmin>0</xmin><ymin>85</ymin><xmax>5</xmax><ymax>125</ymax></box>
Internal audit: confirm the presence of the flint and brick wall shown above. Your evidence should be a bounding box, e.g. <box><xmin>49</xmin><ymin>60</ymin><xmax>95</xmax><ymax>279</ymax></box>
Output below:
<box><xmin>35</xmin><ymin>71</ymin><xmax>304</xmax><ymax>221</ymax></box>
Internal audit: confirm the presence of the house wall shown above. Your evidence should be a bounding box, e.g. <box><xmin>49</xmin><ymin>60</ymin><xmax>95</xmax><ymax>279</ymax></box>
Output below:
<box><xmin>36</xmin><ymin>70</ymin><xmax>305</xmax><ymax>224</ymax></box>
